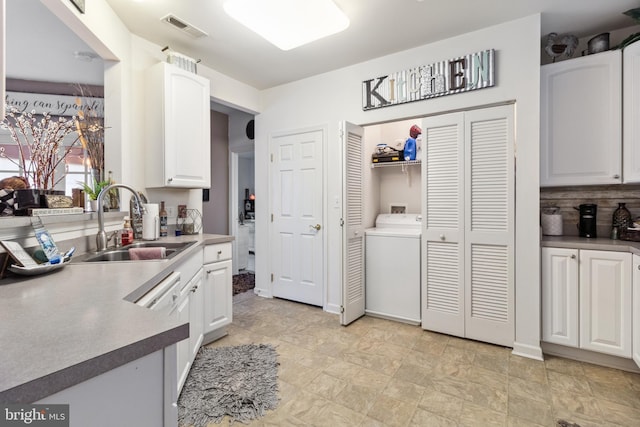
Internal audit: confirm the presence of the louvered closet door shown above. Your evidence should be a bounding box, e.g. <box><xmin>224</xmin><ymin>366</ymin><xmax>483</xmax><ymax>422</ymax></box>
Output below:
<box><xmin>421</xmin><ymin>113</ymin><xmax>465</xmax><ymax>336</ymax></box>
<box><xmin>341</xmin><ymin>122</ymin><xmax>366</xmax><ymax>325</ymax></box>
<box><xmin>464</xmin><ymin>106</ymin><xmax>514</xmax><ymax>347</ymax></box>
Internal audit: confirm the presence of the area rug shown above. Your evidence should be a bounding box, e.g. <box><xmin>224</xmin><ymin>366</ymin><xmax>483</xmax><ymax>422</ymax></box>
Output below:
<box><xmin>232</xmin><ymin>273</ymin><xmax>255</xmax><ymax>296</ymax></box>
<box><xmin>178</xmin><ymin>344</ymin><xmax>279</xmax><ymax>426</ymax></box>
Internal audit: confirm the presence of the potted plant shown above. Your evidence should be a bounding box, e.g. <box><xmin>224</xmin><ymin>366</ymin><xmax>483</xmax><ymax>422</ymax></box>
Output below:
<box><xmin>79</xmin><ymin>178</ymin><xmax>110</xmax><ymax>212</ymax></box>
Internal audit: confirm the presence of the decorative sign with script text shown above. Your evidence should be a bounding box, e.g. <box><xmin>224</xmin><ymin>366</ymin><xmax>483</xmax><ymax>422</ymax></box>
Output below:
<box><xmin>362</xmin><ymin>49</ymin><xmax>495</xmax><ymax>111</ymax></box>
<box><xmin>5</xmin><ymin>91</ymin><xmax>104</xmax><ymax>117</ymax></box>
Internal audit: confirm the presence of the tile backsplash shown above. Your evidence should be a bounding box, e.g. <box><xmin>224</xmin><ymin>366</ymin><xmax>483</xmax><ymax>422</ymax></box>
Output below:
<box><xmin>540</xmin><ymin>184</ymin><xmax>640</xmax><ymax>237</ymax></box>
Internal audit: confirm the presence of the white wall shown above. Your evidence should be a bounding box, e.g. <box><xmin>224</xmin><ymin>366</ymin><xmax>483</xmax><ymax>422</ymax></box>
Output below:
<box><xmin>255</xmin><ymin>14</ymin><xmax>542</xmax><ymax>359</ymax></box>
<box><xmin>43</xmin><ymin>0</ymin><xmax>261</xmax><ymax>231</ymax></box>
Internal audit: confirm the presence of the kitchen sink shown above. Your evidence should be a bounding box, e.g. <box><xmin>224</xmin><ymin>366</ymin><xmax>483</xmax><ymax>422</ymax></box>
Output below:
<box><xmin>77</xmin><ymin>241</ymin><xmax>197</xmax><ymax>263</ymax></box>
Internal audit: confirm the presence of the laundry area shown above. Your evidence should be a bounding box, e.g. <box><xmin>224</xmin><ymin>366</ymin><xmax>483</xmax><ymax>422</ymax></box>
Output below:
<box><xmin>362</xmin><ymin>119</ymin><xmax>423</xmax><ymax>324</ymax></box>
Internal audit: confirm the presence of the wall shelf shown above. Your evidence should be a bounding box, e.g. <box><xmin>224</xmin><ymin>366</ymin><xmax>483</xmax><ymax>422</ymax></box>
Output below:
<box><xmin>370</xmin><ymin>160</ymin><xmax>421</xmax><ymax>169</ymax></box>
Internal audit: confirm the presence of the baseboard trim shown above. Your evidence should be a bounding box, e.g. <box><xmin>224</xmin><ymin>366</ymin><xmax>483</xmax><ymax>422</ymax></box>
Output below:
<box><xmin>512</xmin><ymin>341</ymin><xmax>544</xmax><ymax>361</ymax></box>
<box><xmin>542</xmin><ymin>342</ymin><xmax>640</xmax><ymax>373</ymax></box>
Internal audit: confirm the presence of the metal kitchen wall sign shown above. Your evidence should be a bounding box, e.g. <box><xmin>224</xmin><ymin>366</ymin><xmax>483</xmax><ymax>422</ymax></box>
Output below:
<box><xmin>362</xmin><ymin>49</ymin><xmax>495</xmax><ymax>110</ymax></box>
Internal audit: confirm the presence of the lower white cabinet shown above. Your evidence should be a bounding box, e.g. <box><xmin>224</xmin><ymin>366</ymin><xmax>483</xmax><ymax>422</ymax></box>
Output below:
<box><xmin>203</xmin><ymin>246</ymin><xmax>232</xmax><ymax>336</ymax></box>
<box><xmin>542</xmin><ymin>248</ymin><xmax>632</xmax><ymax>358</ymax></box>
<box><xmin>633</xmin><ymin>255</ymin><xmax>640</xmax><ymax>367</ymax></box>
<box><xmin>176</xmin><ymin>268</ymin><xmax>204</xmax><ymax>394</ymax></box>
<box><xmin>542</xmin><ymin>247</ymin><xmax>579</xmax><ymax>347</ymax></box>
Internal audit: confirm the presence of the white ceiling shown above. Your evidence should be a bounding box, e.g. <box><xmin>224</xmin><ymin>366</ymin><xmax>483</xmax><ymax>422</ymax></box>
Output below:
<box><xmin>6</xmin><ymin>1</ymin><xmax>640</xmax><ymax>90</ymax></box>
<box><xmin>104</xmin><ymin>0</ymin><xmax>640</xmax><ymax>89</ymax></box>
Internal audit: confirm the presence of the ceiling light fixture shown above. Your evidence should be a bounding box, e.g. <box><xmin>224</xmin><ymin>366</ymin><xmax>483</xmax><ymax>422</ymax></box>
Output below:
<box><xmin>223</xmin><ymin>0</ymin><xmax>350</xmax><ymax>51</ymax></box>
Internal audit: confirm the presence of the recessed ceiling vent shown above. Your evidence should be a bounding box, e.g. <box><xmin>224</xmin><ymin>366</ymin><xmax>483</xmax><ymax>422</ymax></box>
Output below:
<box><xmin>161</xmin><ymin>14</ymin><xmax>208</xmax><ymax>38</ymax></box>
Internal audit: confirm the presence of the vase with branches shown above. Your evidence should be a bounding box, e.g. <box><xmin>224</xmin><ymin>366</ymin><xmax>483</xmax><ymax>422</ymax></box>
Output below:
<box><xmin>0</xmin><ymin>106</ymin><xmax>80</xmax><ymax>190</ymax></box>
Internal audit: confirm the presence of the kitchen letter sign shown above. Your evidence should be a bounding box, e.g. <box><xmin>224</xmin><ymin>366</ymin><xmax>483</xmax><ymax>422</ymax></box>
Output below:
<box><xmin>362</xmin><ymin>49</ymin><xmax>495</xmax><ymax>110</ymax></box>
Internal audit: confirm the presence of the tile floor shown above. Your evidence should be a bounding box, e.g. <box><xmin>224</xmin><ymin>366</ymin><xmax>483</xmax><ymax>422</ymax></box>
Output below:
<box><xmin>205</xmin><ymin>291</ymin><xmax>640</xmax><ymax>426</ymax></box>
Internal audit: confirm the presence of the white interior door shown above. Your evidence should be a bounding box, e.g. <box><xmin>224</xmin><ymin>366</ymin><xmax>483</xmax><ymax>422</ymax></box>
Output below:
<box><xmin>463</xmin><ymin>106</ymin><xmax>515</xmax><ymax>347</ymax></box>
<box><xmin>421</xmin><ymin>113</ymin><xmax>465</xmax><ymax>336</ymax></box>
<box><xmin>341</xmin><ymin>122</ymin><xmax>365</xmax><ymax>325</ymax></box>
<box><xmin>271</xmin><ymin>128</ymin><xmax>324</xmax><ymax>306</ymax></box>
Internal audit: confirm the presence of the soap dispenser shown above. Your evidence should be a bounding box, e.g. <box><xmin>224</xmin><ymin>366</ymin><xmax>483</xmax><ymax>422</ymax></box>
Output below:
<box><xmin>121</xmin><ymin>216</ymin><xmax>134</xmax><ymax>246</ymax></box>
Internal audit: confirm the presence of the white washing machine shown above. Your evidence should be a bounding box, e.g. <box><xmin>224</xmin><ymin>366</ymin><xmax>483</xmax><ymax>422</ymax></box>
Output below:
<box><xmin>365</xmin><ymin>213</ymin><xmax>421</xmax><ymax>324</ymax></box>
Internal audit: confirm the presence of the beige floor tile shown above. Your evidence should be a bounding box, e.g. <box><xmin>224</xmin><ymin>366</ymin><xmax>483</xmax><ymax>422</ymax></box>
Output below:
<box><xmin>509</xmin><ymin>376</ymin><xmax>552</xmax><ymax>404</ymax></box>
<box><xmin>472</xmin><ymin>351</ymin><xmax>509</xmax><ymax>375</ymax></box>
<box><xmin>596</xmin><ymin>398</ymin><xmax>640</xmax><ymax>425</ymax></box>
<box><xmin>408</xmin><ymin>408</ymin><xmax>459</xmax><ymax>427</ymax></box>
<box><xmin>393</xmin><ymin>362</ymin><xmax>435</xmax><ymax>387</ymax></box>
<box><xmin>367</xmin><ymin>394</ymin><xmax>417</xmax><ymax>427</ymax></box>
<box><xmin>508</xmin><ymin>394</ymin><xmax>553</xmax><ymax>426</ymax></box>
<box><xmin>544</xmin><ymin>355</ymin><xmax>585</xmax><ymax>377</ymax></box>
<box><xmin>550</xmin><ymin>391</ymin><xmax>602</xmax><ymax>419</ymax></box>
<box><xmin>547</xmin><ymin>370</ymin><xmax>592</xmax><ymax>395</ymax></box>
<box><xmin>458</xmin><ymin>402</ymin><xmax>506</xmax><ymax>427</ymax></box>
<box><xmin>383</xmin><ymin>377</ymin><xmax>426</xmax><ymax>403</ymax></box>
<box><xmin>509</xmin><ymin>354</ymin><xmax>547</xmax><ymax>384</ymax></box>
<box><xmin>465</xmin><ymin>381</ymin><xmax>508</xmax><ymax>413</ymax></box>
<box><xmin>209</xmin><ymin>292</ymin><xmax>640</xmax><ymax>427</ymax></box>
<box><xmin>417</xmin><ymin>387</ymin><xmax>464</xmax><ymax>420</ymax></box>
<box><xmin>506</xmin><ymin>416</ymin><xmax>549</xmax><ymax>427</ymax></box>
<box><xmin>582</xmin><ymin>362</ymin><xmax>634</xmax><ymax>386</ymax></box>
<box><xmin>314</xmin><ymin>401</ymin><xmax>366</xmax><ymax>427</ymax></box>
<box><xmin>308</xmin><ymin>372</ymin><xmax>348</xmax><ymax>400</ymax></box>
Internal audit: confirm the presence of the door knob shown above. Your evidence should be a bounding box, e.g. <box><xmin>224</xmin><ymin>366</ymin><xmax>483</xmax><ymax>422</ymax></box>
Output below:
<box><xmin>311</xmin><ymin>224</ymin><xmax>321</xmax><ymax>231</ymax></box>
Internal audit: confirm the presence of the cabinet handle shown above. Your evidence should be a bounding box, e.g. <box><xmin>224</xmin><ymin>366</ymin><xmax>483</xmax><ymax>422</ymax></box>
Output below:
<box><xmin>191</xmin><ymin>285</ymin><xmax>198</xmax><ymax>293</ymax></box>
<box><xmin>168</xmin><ymin>177</ymin><xmax>173</xmax><ymax>182</ymax></box>
<box><xmin>217</xmin><ymin>250</ymin><xmax>222</xmax><ymax>255</ymax></box>
<box><xmin>637</xmin><ymin>264</ymin><xmax>640</xmax><ymax>271</ymax></box>
<box><xmin>440</xmin><ymin>234</ymin><xmax>445</xmax><ymax>241</ymax></box>
<box><xmin>206</xmin><ymin>270</ymin><xmax>213</xmax><ymax>274</ymax></box>
<box><xmin>613</xmin><ymin>174</ymin><xmax>620</xmax><ymax>179</ymax></box>
<box><xmin>571</xmin><ymin>254</ymin><xmax>576</xmax><ymax>259</ymax></box>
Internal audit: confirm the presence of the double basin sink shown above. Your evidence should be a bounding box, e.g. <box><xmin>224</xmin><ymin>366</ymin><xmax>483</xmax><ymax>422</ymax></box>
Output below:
<box><xmin>75</xmin><ymin>241</ymin><xmax>197</xmax><ymax>263</ymax></box>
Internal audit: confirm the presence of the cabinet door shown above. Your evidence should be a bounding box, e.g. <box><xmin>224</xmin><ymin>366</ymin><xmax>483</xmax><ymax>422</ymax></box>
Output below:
<box><xmin>146</xmin><ymin>63</ymin><xmax>211</xmax><ymax>188</ymax></box>
<box><xmin>189</xmin><ymin>270</ymin><xmax>204</xmax><ymax>361</ymax></box>
<box><xmin>542</xmin><ymin>247</ymin><xmax>579</xmax><ymax>347</ymax></box>
<box><xmin>579</xmin><ymin>250</ymin><xmax>632</xmax><ymax>357</ymax></box>
<box><xmin>623</xmin><ymin>41</ymin><xmax>640</xmax><ymax>183</ymax></box>
<box><xmin>175</xmin><ymin>294</ymin><xmax>191</xmax><ymax>395</ymax></box>
<box><xmin>633</xmin><ymin>255</ymin><xmax>640</xmax><ymax>368</ymax></box>
<box><xmin>203</xmin><ymin>260</ymin><xmax>233</xmax><ymax>334</ymax></box>
<box><xmin>541</xmin><ymin>50</ymin><xmax>622</xmax><ymax>186</ymax></box>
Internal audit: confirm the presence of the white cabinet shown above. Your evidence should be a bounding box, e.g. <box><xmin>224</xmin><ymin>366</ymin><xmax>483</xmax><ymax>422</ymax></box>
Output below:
<box><xmin>633</xmin><ymin>255</ymin><xmax>640</xmax><ymax>367</ymax></box>
<box><xmin>203</xmin><ymin>243</ymin><xmax>233</xmax><ymax>341</ymax></box>
<box><xmin>421</xmin><ymin>105</ymin><xmax>515</xmax><ymax>347</ymax></box>
<box><xmin>542</xmin><ymin>248</ymin><xmax>632</xmax><ymax>358</ymax></box>
<box><xmin>540</xmin><ymin>50</ymin><xmax>622</xmax><ymax>186</ymax></box>
<box><xmin>542</xmin><ymin>247</ymin><xmax>579</xmax><ymax>347</ymax></box>
<box><xmin>176</xmin><ymin>268</ymin><xmax>204</xmax><ymax>395</ymax></box>
<box><xmin>145</xmin><ymin>62</ymin><xmax>211</xmax><ymax>188</ymax></box>
<box><xmin>579</xmin><ymin>250</ymin><xmax>631</xmax><ymax>358</ymax></box>
<box><xmin>623</xmin><ymin>41</ymin><xmax>640</xmax><ymax>183</ymax></box>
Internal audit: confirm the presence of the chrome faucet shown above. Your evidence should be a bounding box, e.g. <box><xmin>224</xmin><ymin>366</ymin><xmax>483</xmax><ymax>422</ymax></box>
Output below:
<box><xmin>96</xmin><ymin>184</ymin><xmax>146</xmax><ymax>252</ymax></box>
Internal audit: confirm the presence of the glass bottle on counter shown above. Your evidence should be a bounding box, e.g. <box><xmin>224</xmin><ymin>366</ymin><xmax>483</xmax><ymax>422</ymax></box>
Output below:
<box><xmin>612</xmin><ymin>202</ymin><xmax>632</xmax><ymax>230</ymax></box>
<box><xmin>159</xmin><ymin>201</ymin><xmax>168</xmax><ymax>237</ymax></box>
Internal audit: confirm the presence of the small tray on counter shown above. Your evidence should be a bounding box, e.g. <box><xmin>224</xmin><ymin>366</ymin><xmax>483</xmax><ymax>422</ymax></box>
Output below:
<box><xmin>7</xmin><ymin>258</ymin><xmax>71</xmax><ymax>276</ymax></box>
<box><xmin>619</xmin><ymin>227</ymin><xmax>640</xmax><ymax>242</ymax></box>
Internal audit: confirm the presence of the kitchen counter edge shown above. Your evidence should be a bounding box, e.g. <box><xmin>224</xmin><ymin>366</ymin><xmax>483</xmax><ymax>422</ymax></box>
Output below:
<box><xmin>0</xmin><ymin>234</ymin><xmax>233</xmax><ymax>404</ymax></box>
<box><xmin>542</xmin><ymin>235</ymin><xmax>640</xmax><ymax>255</ymax></box>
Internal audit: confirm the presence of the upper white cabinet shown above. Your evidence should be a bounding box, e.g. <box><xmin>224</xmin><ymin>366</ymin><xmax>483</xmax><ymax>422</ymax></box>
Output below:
<box><xmin>623</xmin><ymin>41</ymin><xmax>640</xmax><ymax>183</ymax></box>
<box><xmin>145</xmin><ymin>63</ymin><xmax>211</xmax><ymax>188</ymax></box>
<box><xmin>541</xmin><ymin>50</ymin><xmax>622</xmax><ymax>187</ymax></box>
